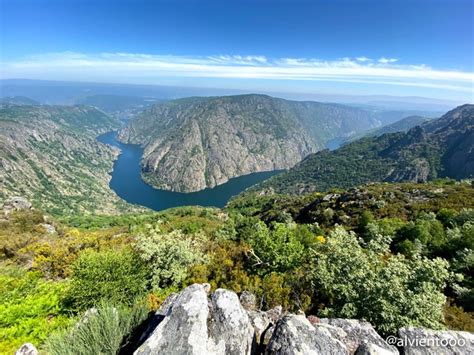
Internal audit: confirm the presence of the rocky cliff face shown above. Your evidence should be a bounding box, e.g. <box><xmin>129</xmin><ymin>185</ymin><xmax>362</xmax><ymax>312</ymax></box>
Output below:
<box><xmin>130</xmin><ymin>284</ymin><xmax>473</xmax><ymax>355</ymax></box>
<box><xmin>0</xmin><ymin>104</ymin><xmax>138</xmax><ymax>214</ymax></box>
<box><xmin>119</xmin><ymin>95</ymin><xmax>382</xmax><ymax>192</ymax></box>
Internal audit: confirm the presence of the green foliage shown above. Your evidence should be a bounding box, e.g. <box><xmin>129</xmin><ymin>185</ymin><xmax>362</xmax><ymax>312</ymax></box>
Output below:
<box><xmin>444</xmin><ymin>300</ymin><xmax>474</xmax><ymax>332</ymax></box>
<box><xmin>311</xmin><ymin>227</ymin><xmax>449</xmax><ymax>335</ymax></box>
<box><xmin>134</xmin><ymin>224</ymin><xmax>207</xmax><ymax>289</ymax></box>
<box><xmin>245</xmin><ymin>221</ymin><xmax>306</xmax><ymax>274</ymax></box>
<box><xmin>0</xmin><ymin>209</ymin><xmax>46</xmax><ymax>259</ymax></box>
<box><xmin>65</xmin><ymin>249</ymin><xmax>148</xmax><ymax>311</ymax></box>
<box><xmin>45</xmin><ymin>302</ymin><xmax>148</xmax><ymax>355</ymax></box>
<box><xmin>393</xmin><ymin>213</ymin><xmax>447</xmax><ymax>256</ymax></box>
<box><xmin>0</xmin><ymin>266</ymin><xmax>71</xmax><ymax>354</ymax></box>
<box><xmin>20</xmin><ymin>227</ymin><xmax>133</xmax><ymax>279</ymax></box>
<box><xmin>2</xmin><ymin>180</ymin><xmax>473</xmax><ymax>350</ymax></box>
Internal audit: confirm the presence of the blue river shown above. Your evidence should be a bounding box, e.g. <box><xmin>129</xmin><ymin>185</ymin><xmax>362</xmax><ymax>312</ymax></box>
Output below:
<box><xmin>97</xmin><ymin>132</ymin><xmax>281</xmax><ymax>211</ymax></box>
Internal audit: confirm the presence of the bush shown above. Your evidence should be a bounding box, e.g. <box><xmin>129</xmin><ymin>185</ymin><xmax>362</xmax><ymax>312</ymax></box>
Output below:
<box><xmin>444</xmin><ymin>300</ymin><xmax>474</xmax><ymax>332</ymax></box>
<box><xmin>0</xmin><ymin>266</ymin><xmax>71</xmax><ymax>354</ymax></box>
<box><xmin>311</xmin><ymin>227</ymin><xmax>449</xmax><ymax>335</ymax></box>
<box><xmin>19</xmin><ymin>227</ymin><xmax>133</xmax><ymax>279</ymax></box>
<box><xmin>245</xmin><ymin>222</ymin><xmax>306</xmax><ymax>274</ymax></box>
<box><xmin>393</xmin><ymin>214</ymin><xmax>447</xmax><ymax>256</ymax></box>
<box><xmin>45</xmin><ymin>302</ymin><xmax>148</xmax><ymax>355</ymax></box>
<box><xmin>134</xmin><ymin>225</ymin><xmax>206</xmax><ymax>289</ymax></box>
<box><xmin>66</xmin><ymin>249</ymin><xmax>148</xmax><ymax>311</ymax></box>
<box><xmin>0</xmin><ymin>209</ymin><xmax>46</xmax><ymax>259</ymax></box>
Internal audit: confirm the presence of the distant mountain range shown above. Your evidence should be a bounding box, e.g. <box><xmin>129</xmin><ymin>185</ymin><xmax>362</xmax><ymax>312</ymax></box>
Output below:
<box><xmin>1</xmin><ymin>79</ymin><xmax>459</xmax><ymax>112</ymax></box>
<box><xmin>118</xmin><ymin>94</ymin><xmax>403</xmax><ymax>192</ymax></box>
<box><xmin>0</xmin><ymin>96</ymin><xmax>40</xmax><ymax>106</ymax></box>
<box><xmin>254</xmin><ymin>104</ymin><xmax>473</xmax><ymax>194</ymax></box>
<box><xmin>76</xmin><ymin>94</ymin><xmax>161</xmax><ymax>122</ymax></box>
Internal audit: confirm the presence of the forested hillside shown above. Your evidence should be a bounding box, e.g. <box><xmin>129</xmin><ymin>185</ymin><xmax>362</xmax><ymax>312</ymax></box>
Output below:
<box><xmin>255</xmin><ymin>104</ymin><xmax>473</xmax><ymax>194</ymax></box>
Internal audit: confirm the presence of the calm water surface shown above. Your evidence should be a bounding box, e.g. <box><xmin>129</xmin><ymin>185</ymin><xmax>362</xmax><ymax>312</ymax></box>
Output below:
<box><xmin>97</xmin><ymin>132</ymin><xmax>281</xmax><ymax>211</ymax></box>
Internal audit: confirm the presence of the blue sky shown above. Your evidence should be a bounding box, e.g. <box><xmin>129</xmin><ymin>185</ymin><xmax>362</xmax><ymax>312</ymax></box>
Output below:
<box><xmin>1</xmin><ymin>0</ymin><xmax>473</xmax><ymax>101</ymax></box>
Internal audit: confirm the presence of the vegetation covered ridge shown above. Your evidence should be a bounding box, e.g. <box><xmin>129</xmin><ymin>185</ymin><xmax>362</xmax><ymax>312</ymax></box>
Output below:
<box><xmin>253</xmin><ymin>104</ymin><xmax>473</xmax><ymax>194</ymax></box>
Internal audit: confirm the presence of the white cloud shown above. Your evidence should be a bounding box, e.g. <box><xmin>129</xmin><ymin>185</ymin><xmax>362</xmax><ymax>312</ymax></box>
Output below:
<box><xmin>1</xmin><ymin>52</ymin><xmax>473</xmax><ymax>94</ymax></box>
<box><xmin>356</xmin><ymin>56</ymin><xmax>372</xmax><ymax>62</ymax></box>
<box><xmin>378</xmin><ymin>57</ymin><xmax>399</xmax><ymax>64</ymax></box>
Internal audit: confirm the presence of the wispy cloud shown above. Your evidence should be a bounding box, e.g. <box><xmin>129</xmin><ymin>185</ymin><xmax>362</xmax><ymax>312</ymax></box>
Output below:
<box><xmin>1</xmin><ymin>52</ymin><xmax>473</xmax><ymax>94</ymax></box>
<box><xmin>378</xmin><ymin>57</ymin><xmax>398</xmax><ymax>64</ymax></box>
<box><xmin>356</xmin><ymin>56</ymin><xmax>372</xmax><ymax>63</ymax></box>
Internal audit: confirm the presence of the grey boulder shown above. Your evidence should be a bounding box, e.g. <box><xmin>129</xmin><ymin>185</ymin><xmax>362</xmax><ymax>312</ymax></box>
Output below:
<box><xmin>210</xmin><ymin>289</ymin><xmax>255</xmax><ymax>354</ymax></box>
<box><xmin>320</xmin><ymin>318</ymin><xmax>397</xmax><ymax>354</ymax></box>
<box><xmin>134</xmin><ymin>284</ymin><xmax>254</xmax><ymax>355</ymax></box>
<box><xmin>266</xmin><ymin>314</ymin><xmax>348</xmax><ymax>354</ymax></box>
<box><xmin>2</xmin><ymin>196</ymin><xmax>32</xmax><ymax>214</ymax></box>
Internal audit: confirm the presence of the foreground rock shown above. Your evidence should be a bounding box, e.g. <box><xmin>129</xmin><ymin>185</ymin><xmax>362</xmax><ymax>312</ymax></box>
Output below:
<box><xmin>320</xmin><ymin>318</ymin><xmax>398</xmax><ymax>354</ymax></box>
<box><xmin>398</xmin><ymin>327</ymin><xmax>474</xmax><ymax>355</ymax></box>
<box><xmin>247</xmin><ymin>306</ymin><xmax>283</xmax><ymax>350</ymax></box>
<box><xmin>15</xmin><ymin>343</ymin><xmax>38</xmax><ymax>355</ymax></box>
<box><xmin>210</xmin><ymin>289</ymin><xmax>255</xmax><ymax>354</ymax></box>
<box><xmin>134</xmin><ymin>284</ymin><xmax>254</xmax><ymax>355</ymax></box>
<box><xmin>132</xmin><ymin>284</ymin><xmax>474</xmax><ymax>355</ymax></box>
<box><xmin>266</xmin><ymin>314</ymin><xmax>348</xmax><ymax>354</ymax></box>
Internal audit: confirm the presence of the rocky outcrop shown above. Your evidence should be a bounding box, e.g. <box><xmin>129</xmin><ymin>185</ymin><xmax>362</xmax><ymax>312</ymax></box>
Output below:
<box><xmin>2</xmin><ymin>196</ymin><xmax>32</xmax><ymax>214</ymax></box>
<box><xmin>398</xmin><ymin>327</ymin><xmax>474</xmax><ymax>355</ymax></box>
<box><xmin>386</xmin><ymin>158</ymin><xmax>431</xmax><ymax>183</ymax></box>
<box><xmin>132</xmin><ymin>284</ymin><xmax>474</xmax><ymax>355</ymax></box>
<box><xmin>0</xmin><ymin>104</ymin><xmax>140</xmax><ymax>214</ymax></box>
<box><xmin>266</xmin><ymin>314</ymin><xmax>348</xmax><ymax>354</ymax></box>
<box><xmin>134</xmin><ymin>284</ymin><xmax>254</xmax><ymax>355</ymax></box>
<box><xmin>320</xmin><ymin>318</ymin><xmax>398</xmax><ymax>354</ymax></box>
<box><xmin>248</xmin><ymin>306</ymin><xmax>283</xmax><ymax>350</ymax></box>
<box><xmin>14</xmin><ymin>343</ymin><xmax>38</xmax><ymax>355</ymax></box>
<box><xmin>209</xmin><ymin>289</ymin><xmax>255</xmax><ymax>354</ymax></box>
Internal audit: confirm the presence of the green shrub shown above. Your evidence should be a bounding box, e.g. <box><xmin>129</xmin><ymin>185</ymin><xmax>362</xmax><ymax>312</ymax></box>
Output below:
<box><xmin>66</xmin><ymin>249</ymin><xmax>148</xmax><ymax>311</ymax></box>
<box><xmin>311</xmin><ymin>227</ymin><xmax>449</xmax><ymax>335</ymax></box>
<box><xmin>394</xmin><ymin>213</ymin><xmax>447</xmax><ymax>256</ymax></box>
<box><xmin>245</xmin><ymin>221</ymin><xmax>306</xmax><ymax>274</ymax></box>
<box><xmin>0</xmin><ymin>266</ymin><xmax>71</xmax><ymax>354</ymax></box>
<box><xmin>45</xmin><ymin>302</ymin><xmax>148</xmax><ymax>355</ymax></box>
<box><xmin>135</xmin><ymin>225</ymin><xmax>206</xmax><ymax>289</ymax></box>
<box><xmin>444</xmin><ymin>300</ymin><xmax>474</xmax><ymax>332</ymax></box>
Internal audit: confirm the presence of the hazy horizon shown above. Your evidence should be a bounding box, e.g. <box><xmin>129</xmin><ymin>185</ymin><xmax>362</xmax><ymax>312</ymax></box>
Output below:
<box><xmin>1</xmin><ymin>0</ymin><xmax>473</xmax><ymax>102</ymax></box>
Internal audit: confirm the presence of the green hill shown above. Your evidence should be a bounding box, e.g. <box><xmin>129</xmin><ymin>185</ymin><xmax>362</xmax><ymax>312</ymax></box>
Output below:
<box><xmin>254</xmin><ymin>104</ymin><xmax>474</xmax><ymax>194</ymax></box>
